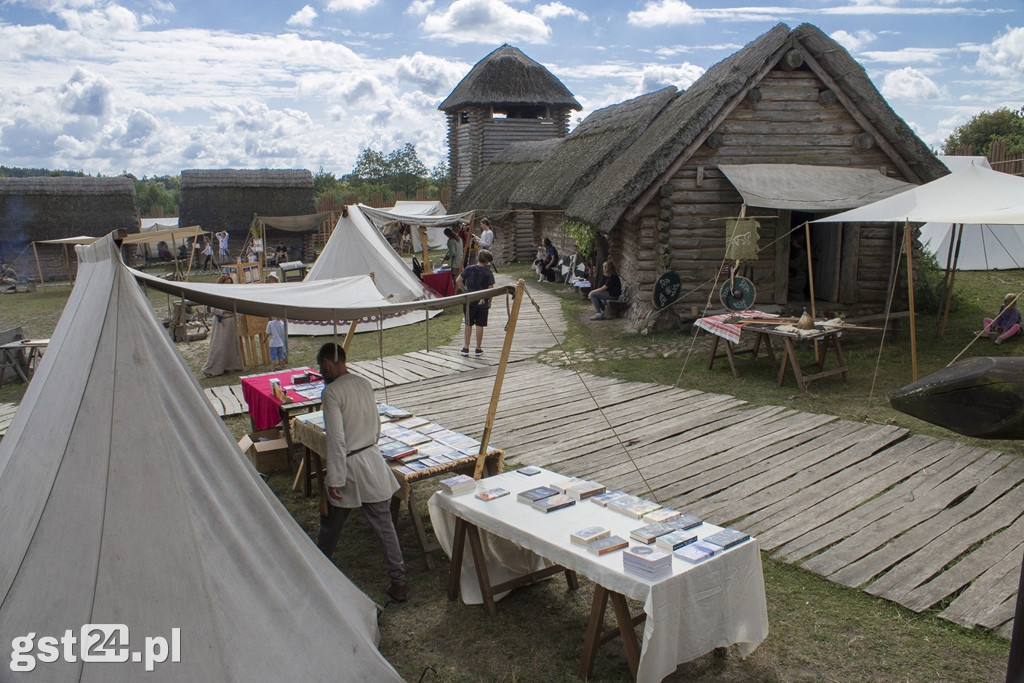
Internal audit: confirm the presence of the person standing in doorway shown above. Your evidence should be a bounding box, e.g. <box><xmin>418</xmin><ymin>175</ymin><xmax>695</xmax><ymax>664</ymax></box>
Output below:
<box><xmin>315</xmin><ymin>342</ymin><xmax>408</xmax><ymax>603</ymax></box>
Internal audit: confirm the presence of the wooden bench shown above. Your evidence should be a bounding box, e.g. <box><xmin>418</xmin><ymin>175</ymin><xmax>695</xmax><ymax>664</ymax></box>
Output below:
<box><xmin>605</xmin><ymin>285</ymin><xmax>632</xmax><ymax>318</ymax></box>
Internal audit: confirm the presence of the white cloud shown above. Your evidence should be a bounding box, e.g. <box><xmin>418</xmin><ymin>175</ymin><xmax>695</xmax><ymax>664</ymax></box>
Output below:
<box><xmin>881</xmin><ymin>67</ymin><xmax>944</xmax><ymax>101</ymax></box>
<box><xmin>325</xmin><ymin>0</ymin><xmax>379</xmax><ymax>11</ymax></box>
<box><xmin>287</xmin><ymin>5</ymin><xmax>318</xmax><ymax>27</ymax></box>
<box><xmin>975</xmin><ymin>26</ymin><xmax>1024</xmax><ymax>78</ymax></box>
<box><xmin>830</xmin><ymin>29</ymin><xmax>876</xmax><ymax>52</ymax></box>
<box><xmin>393</xmin><ymin>52</ymin><xmax>468</xmax><ymax>96</ymax></box>
<box><xmin>860</xmin><ymin>47</ymin><xmax>952</xmax><ymax>64</ymax></box>
<box><xmin>638</xmin><ymin>62</ymin><xmax>703</xmax><ymax>94</ymax></box>
<box><xmin>59</xmin><ymin>67</ymin><xmax>114</xmax><ymax>118</ymax></box>
<box><xmin>406</xmin><ymin>0</ymin><xmax>435</xmax><ymax>16</ymax></box>
<box><xmin>534</xmin><ymin>2</ymin><xmax>587</xmax><ymax>22</ymax></box>
<box><xmin>420</xmin><ymin>0</ymin><xmax>551</xmax><ymax>44</ymax></box>
<box><xmin>628</xmin><ymin>0</ymin><xmax>702</xmax><ymax>28</ymax></box>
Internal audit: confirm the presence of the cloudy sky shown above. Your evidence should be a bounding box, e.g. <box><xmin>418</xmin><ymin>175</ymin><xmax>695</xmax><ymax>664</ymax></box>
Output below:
<box><xmin>0</xmin><ymin>0</ymin><xmax>1021</xmax><ymax>179</ymax></box>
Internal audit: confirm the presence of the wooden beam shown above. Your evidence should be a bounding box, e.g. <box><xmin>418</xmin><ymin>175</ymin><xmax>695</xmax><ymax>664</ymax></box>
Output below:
<box><xmin>904</xmin><ymin>220</ymin><xmax>918</xmax><ymax>381</ymax></box>
<box><xmin>790</xmin><ymin>42</ymin><xmax>922</xmax><ymax>184</ymax></box>
<box><xmin>624</xmin><ymin>41</ymin><xmax>795</xmax><ymax>225</ymax></box>
<box><xmin>475</xmin><ymin>279</ymin><xmax>525</xmax><ymax>479</ymax></box>
<box><xmin>31</xmin><ymin>242</ymin><xmax>45</xmax><ymax>293</ymax></box>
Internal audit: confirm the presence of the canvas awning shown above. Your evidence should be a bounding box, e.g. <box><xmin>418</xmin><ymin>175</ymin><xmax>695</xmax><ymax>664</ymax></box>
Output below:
<box><xmin>259</xmin><ymin>212</ymin><xmax>332</xmax><ymax>231</ymax></box>
<box><xmin>34</xmin><ymin>235</ymin><xmax>102</xmax><ymax>245</ymax></box>
<box><xmin>360</xmin><ymin>205</ymin><xmax>474</xmax><ymax>228</ymax></box>
<box><xmin>812</xmin><ymin>163</ymin><xmax>1024</xmax><ymax>225</ymax></box>
<box><xmin>131</xmin><ymin>266</ymin><xmax>513</xmax><ymax>321</ymax></box>
<box><xmin>121</xmin><ymin>225</ymin><xmax>207</xmax><ymax>245</ymax></box>
<box><xmin>719</xmin><ymin>164</ymin><xmax>914</xmax><ymax>211</ymax></box>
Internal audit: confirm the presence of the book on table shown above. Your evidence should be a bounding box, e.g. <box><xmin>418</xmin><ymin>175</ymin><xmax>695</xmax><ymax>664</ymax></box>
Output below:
<box><xmin>643</xmin><ymin>508</ymin><xmax>681</xmax><ymax>524</ymax></box>
<box><xmin>590</xmin><ymin>490</ymin><xmax>626</xmax><ymax>507</ymax></box>
<box><xmin>516</xmin><ymin>465</ymin><xmax>542</xmax><ymax>476</ymax></box>
<box><xmin>565</xmin><ymin>480</ymin><xmax>606</xmax><ymax>500</ymax></box>
<box><xmin>396</xmin><ymin>416</ymin><xmax>430</xmax><ymax>429</ymax></box>
<box><xmin>586</xmin><ymin>535</ymin><xmax>629</xmax><ymax>555</ymax></box>
<box><xmin>475</xmin><ymin>487</ymin><xmax>510</xmax><ymax>501</ymax></box>
<box><xmin>531</xmin><ymin>493</ymin><xmax>576</xmax><ymax>513</ymax></box>
<box><xmin>616</xmin><ymin>499</ymin><xmax>663</xmax><ymax>520</ymax></box>
<box><xmin>702</xmin><ymin>528</ymin><xmax>751</xmax><ymax>550</ymax></box>
<box><xmin>667</xmin><ymin>513</ymin><xmax>704</xmax><ymax>531</ymax></box>
<box><xmin>655</xmin><ymin>530</ymin><xmax>698</xmax><ymax>552</ymax></box>
<box><xmin>517</xmin><ymin>486</ymin><xmax>560</xmax><ymax>504</ymax></box>
<box><xmin>674</xmin><ymin>541</ymin><xmax>719</xmax><ymax>564</ymax></box>
<box><xmin>570</xmin><ymin>526</ymin><xmax>610</xmax><ymax>546</ymax></box>
<box><xmin>379</xmin><ymin>441</ymin><xmax>420</xmax><ymax>461</ymax></box>
<box><xmin>548</xmin><ymin>477</ymin><xmax>583</xmax><ymax>494</ymax></box>
<box><xmin>629</xmin><ymin>522</ymin><xmax>676</xmax><ymax>544</ymax></box>
<box><xmin>622</xmin><ymin>545</ymin><xmax>673</xmax><ymax>580</ymax></box>
<box><xmin>439</xmin><ymin>474</ymin><xmax>476</xmax><ymax>495</ymax></box>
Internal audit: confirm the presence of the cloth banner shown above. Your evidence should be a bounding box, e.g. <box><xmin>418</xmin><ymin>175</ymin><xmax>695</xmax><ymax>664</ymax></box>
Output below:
<box><xmin>725</xmin><ymin>217</ymin><xmax>760</xmax><ymax>261</ymax></box>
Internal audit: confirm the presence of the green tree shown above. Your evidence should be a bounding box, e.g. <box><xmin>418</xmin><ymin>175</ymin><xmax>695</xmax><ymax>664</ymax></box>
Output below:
<box><xmin>942</xmin><ymin>107</ymin><xmax>1024</xmax><ymax>157</ymax></box>
<box><xmin>132</xmin><ymin>174</ymin><xmax>180</xmax><ymax>216</ymax></box>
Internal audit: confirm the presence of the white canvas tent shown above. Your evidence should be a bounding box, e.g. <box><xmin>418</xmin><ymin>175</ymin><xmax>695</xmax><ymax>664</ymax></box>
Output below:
<box><xmin>361</xmin><ymin>202</ymin><xmax>473</xmax><ymax>252</ymax></box>
<box><xmin>292</xmin><ymin>204</ymin><xmax>439</xmax><ymax>335</ymax></box>
<box><xmin>918</xmin><ymin>157</ymin><xmax>1024</xmax><ymax>270</ymax></box>
<box><xmin>137</xmin><ymin>217</ymin><xmax>182</xmax><ymax>260</ymax></box>
<box><xmin>814</xmin><ymin>161</ymin><xmax>1024</xmax><ymax>377</ymax></box>
<box><xmin>0</xmin><ymin>233</ymin><xmax>402</xmax><ymax>681</ymax></box>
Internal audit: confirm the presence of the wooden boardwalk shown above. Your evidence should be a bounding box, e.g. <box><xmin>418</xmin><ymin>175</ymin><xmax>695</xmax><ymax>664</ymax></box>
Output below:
<box><xmin>380</xmin><ymin>361</ymin><xmax>1024</xmax><ymax>639</ymax></box>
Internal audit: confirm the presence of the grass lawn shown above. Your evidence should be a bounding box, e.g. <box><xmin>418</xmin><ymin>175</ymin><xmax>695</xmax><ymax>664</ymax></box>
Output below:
<box><xmin>1</xmin><ymin>260</ymin><xmax>1019</xmax><ymax>681</ymax></box>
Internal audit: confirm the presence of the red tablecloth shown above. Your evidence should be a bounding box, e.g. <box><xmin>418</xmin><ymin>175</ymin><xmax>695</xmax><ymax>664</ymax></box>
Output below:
<box><xmin>694</xmin><ymin>310</ymin><xmax>778</xmax><ymax>345</ymax></box>
<box><xmin>422</xmin><ymin>271</ymin><xmax>454</xmax><ymax>297</ymax></box>
<box><xmin>241</xmin><ymin>367</ymin><xmax>319</xmax><ymax>430</ymax></box>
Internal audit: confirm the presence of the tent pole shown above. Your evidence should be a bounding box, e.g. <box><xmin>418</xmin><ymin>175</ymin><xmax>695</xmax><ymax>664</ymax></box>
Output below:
<box><xmin>803</xmin><ymin>221</ymin><xmax>821</xmax><ymax>362</ymax></box>
<box><xmin>904</xmin><ymin>220</ymin><xmax>918</xmax><ymax>381</ymax></box>
<box><xmin>939</xmin><ymin>224</ymin><xmax>964</xmax><ymax>337</ymax></box>
<box><xmin>31</xmin><ymin>242</ymin><xmax>45</xmax><ymax>293</ymax></box>
<box><xmin>342</xmin><ymin>319</ymin><xmax>359</xmax><ymax>353</ymax></box>
<box><xmin>63</xmin><ymin>244</ymin><xmax>73</xmax><ymax>284</ymax></box>
<box><xmin>419</xmin><ymin>225</ymin><xmax>432</xmax><ymax>274</ymax></box>
<box><xmin>474</xmin><ymin>280</ymin><xmax>524</xmax><ymax>479</ymax></box>
<box><xmin>934</xmin><ymin>223</ymin><xmax>957</xmax><ymax>337</ymax></box>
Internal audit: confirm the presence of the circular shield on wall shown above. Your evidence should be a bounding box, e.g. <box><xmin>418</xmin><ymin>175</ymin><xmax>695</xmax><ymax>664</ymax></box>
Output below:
<box><xmin>653</xmin><ymin>270</ymin><xmax>682</xmax><ymax>310</ymax></box>
<box><xmin>719</xmin><ymin>276</ymin><xmax>757</xmax><ymax>311</ymax></box>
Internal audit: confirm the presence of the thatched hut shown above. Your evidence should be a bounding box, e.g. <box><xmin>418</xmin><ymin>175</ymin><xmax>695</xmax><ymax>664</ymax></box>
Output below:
<box><xmin>0</xmin><ymin>176</ymin><xmax>138</xmax><ymax>281</ymax></box>
<box><xmin>453</xmin><ymin>23</ymin><xmax>948</xmax><ymax>329</ymax></box>
<box><xmin>178</xmin><ymin>169</ymin><xmax>316</xmax><ymax>262</ymax></box>
<box><xmin>451</xmin><ymin>138</ymin><xmax>562</xmax><ymax>266</ymax></box>
<box><xmin>440</xmin><ymin>45</ymin><xmax>580</xmax><ymax>197</ymax></box>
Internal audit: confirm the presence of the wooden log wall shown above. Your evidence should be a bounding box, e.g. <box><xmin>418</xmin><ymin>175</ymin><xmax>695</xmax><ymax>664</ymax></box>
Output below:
<box><xmin>621</xmin><ymin>67</ymin><xmax>917</xmax><ymax>328</ymax></box>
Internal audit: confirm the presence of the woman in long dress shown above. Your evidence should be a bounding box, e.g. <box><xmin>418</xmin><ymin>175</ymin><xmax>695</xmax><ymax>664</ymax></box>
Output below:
<box><xmin>202</xmin><ymin>274</ymin><xmax>244</xmax><ymax>377</ymax></box>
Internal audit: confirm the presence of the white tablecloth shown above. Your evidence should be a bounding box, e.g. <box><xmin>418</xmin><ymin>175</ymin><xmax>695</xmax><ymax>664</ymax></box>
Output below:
<box><xmin>427</xmin><ymin>468</ymin><xmax>769</xmax><ymax>683</ymax></box>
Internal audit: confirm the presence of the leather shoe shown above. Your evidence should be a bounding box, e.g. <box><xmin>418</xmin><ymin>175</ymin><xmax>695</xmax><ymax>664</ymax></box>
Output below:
<box><xmin>386</xmin><ymin>582</ymin><xmax>408</xmax><ymax>603</ymax></box>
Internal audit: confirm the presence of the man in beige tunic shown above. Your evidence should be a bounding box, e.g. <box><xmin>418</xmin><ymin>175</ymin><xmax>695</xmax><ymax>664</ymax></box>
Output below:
<box><xmin>315</xmin><ymin>342</ymin><xmax>408</xmax><ymax>602</ymax></box>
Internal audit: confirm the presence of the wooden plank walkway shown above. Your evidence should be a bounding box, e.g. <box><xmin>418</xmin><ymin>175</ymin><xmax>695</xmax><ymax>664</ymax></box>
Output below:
<box><xmin>0</xmin><ymin>402</ymin><xmax>16</xmax><ymax>436</ymax></box>
<box><xmin>379</xmin><ymin>361</ymin><xmax>1024</xmax><ymax>639</ymax></box>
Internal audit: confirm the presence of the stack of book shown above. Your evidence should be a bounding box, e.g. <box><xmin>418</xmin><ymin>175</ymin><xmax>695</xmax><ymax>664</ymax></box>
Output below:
<box><xmin>565</xmin><ymin>480</ymin><xmax>606</xmax><ymax>500</ymax></box>
<box><xmin>622</xmin><ymin>545</ymin><xmax>673</xmax><ymax>580</ymax></box>
<box><xmin>378</xmin><ymin>440</ymin><xmax>422</xmax><ymax>462</ymax></box>
<box><xmin>439</xmin><ymin>474</ymin><xmax>476</xmax><ymax>496</ymax></box>
<box><xmin>608</xmin><ymin>495</ymin><xmax>662</xmax><ymax>519</ymax></box>
<box><xmin>643</xmin><ymin>508</ymin><xmax>681</xmax><ymax>524</ymax></box>
<box><xmin>475</xmin><ymin>487</ymin><xmax>510</xmax><ymax>501</ymax></box>
<box><xmin>668</xmin><ymin>513</ymin><xmax>704</xmax><ymax>531</ymax></box>
<box><xmin>590</xmin><ymin>490</ymin><xmax>626</xmax><ymax>507</ymax></box>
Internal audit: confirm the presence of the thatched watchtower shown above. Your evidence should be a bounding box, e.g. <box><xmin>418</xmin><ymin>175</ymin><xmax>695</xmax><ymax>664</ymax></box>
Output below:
<box><xmin>0</xmin><ymin>176</ymin><xmax>138</xmax><ymax>279</ymax></box>
<box><xmin>440</xmin><ymin>45</ymin><xmax>580</xmax><ymax>198</ymax></box>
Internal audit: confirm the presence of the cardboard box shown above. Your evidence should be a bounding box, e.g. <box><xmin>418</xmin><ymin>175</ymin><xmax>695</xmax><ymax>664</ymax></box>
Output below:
<box><xmin>238</xmin><ymin>428</ymin><xmax>290</xmax><ymax>474</ymax></box>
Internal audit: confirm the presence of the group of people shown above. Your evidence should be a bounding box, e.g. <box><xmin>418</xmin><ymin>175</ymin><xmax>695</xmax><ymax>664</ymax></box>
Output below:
<box><xmin>442</xmin><ymin>217</ymin><xmax>494</xmax><ymax>278</ymax></box>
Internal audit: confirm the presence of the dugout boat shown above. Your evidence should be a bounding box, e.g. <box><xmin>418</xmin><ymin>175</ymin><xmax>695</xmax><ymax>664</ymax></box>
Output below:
<box><xmin>889</xmin><ymin>356</ymin><xmax>1024</xmax><ymax>440</ymax></box>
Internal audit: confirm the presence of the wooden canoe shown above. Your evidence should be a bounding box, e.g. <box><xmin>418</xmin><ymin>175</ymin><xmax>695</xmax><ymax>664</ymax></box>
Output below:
<box><xmin>889</xmin><ymin>356</ymin><xmax>1024</xmax><ymax>440</ymax></box>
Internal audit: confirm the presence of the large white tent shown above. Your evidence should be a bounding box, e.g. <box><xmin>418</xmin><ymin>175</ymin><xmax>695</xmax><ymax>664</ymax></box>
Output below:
<box><xmin>0</xmin><ymin>234</ymin><xmax>403</xmax><ymax>681</ymax></box>
<box><xmin>361</xmin><ymin>201</ymin><xmax>474</xmax><ymax>251</ymax></box>
<box><xmin>918</xmin><ymin>157</ymin><xmax>1024</xmax><ymax>270</ymax></box>
<box><xmin>292</xmin><ymin>204</ymin><xmax>438</xmax><ymax>335</ymax></box>
<box><xmin>815</xmin><ymin>160</ymin><xmax>1024</xmax><ymax>377</ymax></box>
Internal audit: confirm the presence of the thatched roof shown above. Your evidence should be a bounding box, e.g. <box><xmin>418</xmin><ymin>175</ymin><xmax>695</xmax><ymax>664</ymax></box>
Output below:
<box><xmin>179</xmin><ymin>169</ymin><xmax>316</xmax><ymax>233</ymax></box>
<box><xmin>566</xmin><ymin>23</ymin><xmax>949</xmax><ymax>233</ymax></box>
<box><xmin>508</xmin><ymin>87</ymin><xmax>677</xmax><ymax>210</ymax></box>
<box><xmin>0</xmin><ymin>176</ymin><xmax>138</xmax><ymax>243</ymax></box>
<box><xmin>450</xmin><ymin>139</ymin><xmax>562</xmax><ymax>214</ymax></box>
<box><xmin>439</xmin><ymin>45</ymin><xmax>581</xmax><ymax>112</ymax></box>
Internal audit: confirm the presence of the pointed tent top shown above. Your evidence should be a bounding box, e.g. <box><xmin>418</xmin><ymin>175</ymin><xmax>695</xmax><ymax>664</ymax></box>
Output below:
<box><xmin>439</xmin><ymin>44</ymin><xmax>580</xmax><ymax>111</ymax></box>
<box><xmin>0</xmin><ymin>233</ymin><xmax>402</xmax><ymax>681</ymax></box>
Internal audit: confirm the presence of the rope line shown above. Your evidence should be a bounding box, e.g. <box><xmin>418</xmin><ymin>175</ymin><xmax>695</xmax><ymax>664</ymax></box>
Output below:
<box><xmin>520</xmin><ymin>285</ymin><xmax>661</xmax><ymax>502</ymax></box>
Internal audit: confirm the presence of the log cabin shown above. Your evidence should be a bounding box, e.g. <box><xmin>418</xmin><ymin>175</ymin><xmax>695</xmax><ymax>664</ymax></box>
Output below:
<box><xmin>451</xmin><ymin>23</ymin><xmax>950</xmax><ymax>329</ymax></box>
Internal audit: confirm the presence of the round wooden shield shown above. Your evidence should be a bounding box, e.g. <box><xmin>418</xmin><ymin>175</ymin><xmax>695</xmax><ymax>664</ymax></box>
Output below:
<box><xmin>653</xmin><ymin>270</ymin><xmax>682</xmax><ymax>310</ymax></box>
<box><xmin>719</xmin><ymin>276</ymin><xmax>757</xmax><ymax>311</ymax></box>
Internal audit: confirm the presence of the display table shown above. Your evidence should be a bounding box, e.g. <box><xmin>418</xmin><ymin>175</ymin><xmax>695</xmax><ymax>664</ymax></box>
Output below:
<box><xmin>240</xmin><ymin>366</ymin><xmax>322</xmax><ymax>430</ymax></box>
<box><xmin>0</xmin><ymin>338</ymin><xmax>49</xmax><ymax>385</ymax></box>
<box><xmin>291</xmin><ymin>411</ymin><xmax>503</xmax><ymax>569</ymax></box>
<box><xmin>756</xmin><ymin>326</ymin><xmax>848</xmax><ymax>392</ymax></box>
<box><xmin>695</xmin><ymin>312</ymin><xmax>777</xmax><ymax>378</ymax></box>
<box><xmin>421</xmin><ymin>271</ymin><xmax>454</xmax><ymax>297</ymax></box>
<box><xmin>428</xmin><ymin>467</ymin><xmax>768</xmax><ymax>682</ymax></box>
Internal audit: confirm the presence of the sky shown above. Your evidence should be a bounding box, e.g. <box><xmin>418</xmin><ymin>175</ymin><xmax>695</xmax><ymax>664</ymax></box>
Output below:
<box><xmin>0</xmin><ymin>0</ymin><xmax>1021</xmax><ymax>179</ymax></box>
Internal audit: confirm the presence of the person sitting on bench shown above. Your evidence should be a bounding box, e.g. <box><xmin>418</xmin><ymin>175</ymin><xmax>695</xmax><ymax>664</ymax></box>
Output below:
<box><xmin>588</xmin><ymin>261</ymin><xmax>622</xmax><ymax>320</ymax></box>
<box><xmin>540</xmin><ymin>238</ymin><xmax>559</xmax><ymax>282</ymax></box>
